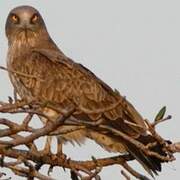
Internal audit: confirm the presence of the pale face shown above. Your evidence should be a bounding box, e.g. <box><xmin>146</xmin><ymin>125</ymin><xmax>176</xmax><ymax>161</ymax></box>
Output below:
<box><xmin>5</xmin><ymin>6</ymin><xmax>47</xmax><ymax>42</ymax></box>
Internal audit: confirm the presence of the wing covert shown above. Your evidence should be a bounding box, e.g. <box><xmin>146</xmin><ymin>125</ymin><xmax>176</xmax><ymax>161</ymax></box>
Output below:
<box><xmin>30</xmin><ymin>48</ymin><xmax>146</xmax><ymax>133</ymax></box>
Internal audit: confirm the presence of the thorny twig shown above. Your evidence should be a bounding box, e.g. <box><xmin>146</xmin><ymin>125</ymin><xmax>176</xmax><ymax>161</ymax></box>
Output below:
<box><xmin>0</xmin><ymin>99</ymin><xmax>179</xmax><ymax>179</ymax></box>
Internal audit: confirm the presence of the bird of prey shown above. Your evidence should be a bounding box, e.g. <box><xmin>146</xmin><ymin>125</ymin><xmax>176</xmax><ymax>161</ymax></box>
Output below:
<box><xmin>5</xmin><ymin>5</ymin><xmax>167</xmax><ymax>176</ymax></box>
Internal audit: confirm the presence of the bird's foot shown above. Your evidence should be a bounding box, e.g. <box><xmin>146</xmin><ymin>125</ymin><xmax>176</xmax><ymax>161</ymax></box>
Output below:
<box><xmin>56</xmin><ymin>142</ymin><xmax>66</xmax><ymax>161</ymax></box>
<box><xmin>40</xmin><ymin>142</ymin><xmax>52</xmax><ymax>156</ymax></box>
<box><xmin>56</xmin><ymin>152</ymin><xmax>67</xmax><ymax>162</ymax></box>
<box><xmin>40</xmin><ymin>148</ymin><xmax>51</xmax><ymax>156</ymax></box>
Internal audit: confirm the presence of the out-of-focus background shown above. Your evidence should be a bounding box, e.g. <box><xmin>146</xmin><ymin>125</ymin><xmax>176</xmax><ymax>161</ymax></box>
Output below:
<box><xmin>0</xmin><ymin>1</ymin><xmax>179</xmax><ymax>179</ymax></box>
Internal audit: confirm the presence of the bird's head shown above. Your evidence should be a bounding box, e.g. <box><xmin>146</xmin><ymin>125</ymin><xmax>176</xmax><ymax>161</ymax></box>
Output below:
<box><xmin>5</xmin><ymin>6</ymin><xmax>49</xmax><ymax>45</ymax></box>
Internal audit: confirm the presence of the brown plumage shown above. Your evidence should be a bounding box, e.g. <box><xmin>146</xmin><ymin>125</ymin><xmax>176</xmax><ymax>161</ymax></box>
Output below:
<box><xmin>5</xmin><ymin>5</ymin><xmax>167</xmax><ymax>177</ymax></box>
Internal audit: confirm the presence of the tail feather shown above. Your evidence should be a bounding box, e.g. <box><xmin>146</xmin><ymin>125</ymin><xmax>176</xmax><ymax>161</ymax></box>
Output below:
<box><xmin>124</xmin><ymin>135</ymin><xmax>168</xmax><ymax>177</ymax></box>
<box><xmin>125</xmin><ymin>141</ymin><xmax>159</xmax><ymax>177</ymax></box>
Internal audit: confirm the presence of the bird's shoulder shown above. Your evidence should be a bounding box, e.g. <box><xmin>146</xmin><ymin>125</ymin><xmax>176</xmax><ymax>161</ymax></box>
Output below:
<box><xmin>32</xmin><ymin>47</ymin><xmax>118</xmax><ymax>100</ymax></box>
<box><xmin>32</xmin><ymin>47</ymin><xmax>145</xmax><ymax>127</ymax></box>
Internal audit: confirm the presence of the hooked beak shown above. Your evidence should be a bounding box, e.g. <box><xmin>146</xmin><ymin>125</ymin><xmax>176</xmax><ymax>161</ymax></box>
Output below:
<box><xmin>20</xmin><ymin>21</ymin><xmax>31</xmax><ymax>30</ymax></box>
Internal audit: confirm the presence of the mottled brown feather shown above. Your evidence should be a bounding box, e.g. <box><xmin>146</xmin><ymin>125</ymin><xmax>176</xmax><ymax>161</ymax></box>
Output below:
<box><xmin>5</xmin><ymin>6</ymin><xmax>165</xmax><ymax>175</ymax></box>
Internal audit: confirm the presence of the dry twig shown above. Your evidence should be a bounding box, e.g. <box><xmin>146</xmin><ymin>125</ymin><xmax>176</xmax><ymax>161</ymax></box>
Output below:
<box><xmin>0</xmin><ymin>99</ymin><xmax>179</xmax><ymax>179</ymax></box>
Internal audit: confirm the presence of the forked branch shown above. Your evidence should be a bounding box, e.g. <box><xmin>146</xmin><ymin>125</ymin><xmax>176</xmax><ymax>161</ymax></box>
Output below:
<box><xmin>0</xmin><ymin>99</ymin><xmax>179</xmax><ymax>180</ymax></box>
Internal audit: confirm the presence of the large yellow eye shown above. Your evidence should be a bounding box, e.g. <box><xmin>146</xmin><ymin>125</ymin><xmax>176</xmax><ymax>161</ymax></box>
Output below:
<box><xmin>31</xmin><ymin>14</ymin><xmax>38</xmax><ymax>23</ymax></box>
<box><xmin>11</xmin><ymin>14</ymin><xmax>19</xmax><ymax>23</ymax></box>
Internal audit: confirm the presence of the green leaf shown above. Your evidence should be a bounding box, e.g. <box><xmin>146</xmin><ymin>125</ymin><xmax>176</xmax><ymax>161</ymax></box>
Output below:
<box><xmin>154</xmin><ymin>106</ymin><xmax>166</xmax><ymax>122</ymax></box>
<box><xmin>91</xmin><ymin>156</ymin><xmax>100</xmax><ymax>166</ymax></box>
<box><xmin>91</xmin><ymin>156</ymin><xmax>97</xmax><ymax>163</ymax></box>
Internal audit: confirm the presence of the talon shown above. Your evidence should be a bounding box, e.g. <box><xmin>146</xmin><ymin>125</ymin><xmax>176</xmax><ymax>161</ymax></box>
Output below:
<box><xmin>40</xmin><ymin>148</ymin><xmax>51</xmax><ymax>156</ymax></box>
<box><xmin>57</xmin><ymin>153</ymin><xmax>67</xmax><ymax>163</ymax></box>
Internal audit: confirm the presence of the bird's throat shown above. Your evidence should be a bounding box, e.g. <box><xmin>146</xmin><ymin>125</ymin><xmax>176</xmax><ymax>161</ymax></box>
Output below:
<box><xmin>9</xmin><ymin>30</ymin><xmax>38</xmax><ymax>50</ymax></box>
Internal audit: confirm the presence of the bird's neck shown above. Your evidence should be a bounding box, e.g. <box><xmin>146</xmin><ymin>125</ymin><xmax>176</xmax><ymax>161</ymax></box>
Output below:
<box><xmin>9</xmin><ymin>36</ymin><xmax>53</xmax><ymax>59</ymax></box>
<box><xmin>7</xmin><ymin>29</ymin><xmax>53</xmax><ymax>54</ymax></box>
<box><xmin>8</xmin><ymin>34</ymin><xmax>36</xmax><ymax>56</ymax></box>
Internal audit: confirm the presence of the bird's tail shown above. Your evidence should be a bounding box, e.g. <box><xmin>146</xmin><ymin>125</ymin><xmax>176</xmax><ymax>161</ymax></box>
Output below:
<box><xmin>124</xmin><ymin>135</ymin><xmax>170</xmax><ymax>177</ymax></box>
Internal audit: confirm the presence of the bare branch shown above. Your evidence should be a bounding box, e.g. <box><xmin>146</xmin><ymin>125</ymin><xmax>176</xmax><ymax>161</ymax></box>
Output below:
<box><xmin>0</xmin><ymin>100</ymin><xmax>178</xmax><ymax>179</ymax></box>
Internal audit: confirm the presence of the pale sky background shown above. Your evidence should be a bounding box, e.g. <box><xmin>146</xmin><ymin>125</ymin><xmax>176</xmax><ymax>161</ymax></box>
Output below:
<box><xmin>0</xmin><ymin>1</ymin><xmax>180</xmax><ymax>180</ymax></box>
